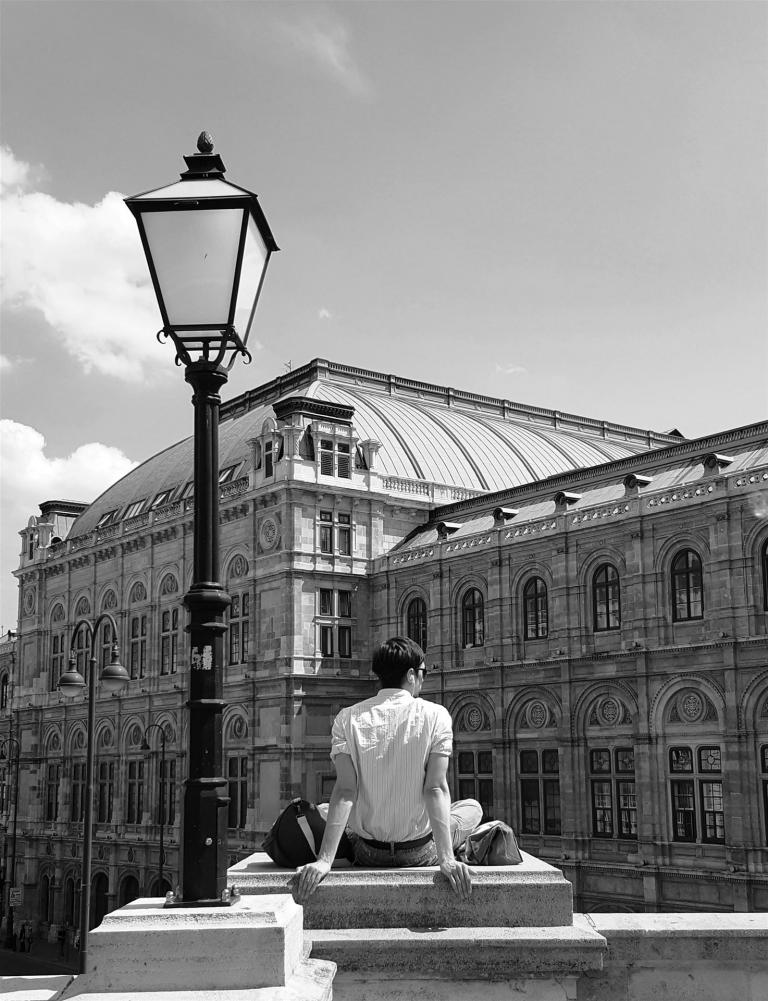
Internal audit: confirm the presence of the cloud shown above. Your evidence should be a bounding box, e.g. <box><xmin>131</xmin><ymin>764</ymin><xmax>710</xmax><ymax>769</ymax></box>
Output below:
<box><xmin>278</xmin><ymin>12</ymin><xmax>371</xmax><ymax>97</ymax></box>
<box><xmin>0</xmin><ymin>146</ymin><xmax>171</xmax><ymax>383</ymax></box>
<box><xmin>494</xmin><ymin>363</ymin><xmax>528</xmax><ymax>376</ymax></box>
<box><xmin>0</xmin><ymin>355</ymin><xmax>11</xmax><ymax>371</ymax></box>
<box><xmin>318</xmin><ymin>308</ymin><xmax>332</xmax><ymax>320</ymax></box>
<box><xmin>0</xmin><ymin>419</ymin><xmax>138</xmax><ymax>630</ymax></box>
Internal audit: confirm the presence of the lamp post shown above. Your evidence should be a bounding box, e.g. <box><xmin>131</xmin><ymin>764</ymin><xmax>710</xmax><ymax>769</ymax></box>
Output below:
<box><xmin>0</xmin><ymin>736</ymin><xmax>20</xmax><ymax>949</ymax></box>
<box><xmin>141</xmin><ymin>724</ymin><xmax>167</xmax><ymax>893</ymax></box>
<box><xmin>58</xmin><ymin>613</ymin><xmax>130</xmax><ymax>974</ymax></box>
<box><xmin>125</xmin><ymin>132</ymin><xmax>277</xmax><ymax>906</ymax></box>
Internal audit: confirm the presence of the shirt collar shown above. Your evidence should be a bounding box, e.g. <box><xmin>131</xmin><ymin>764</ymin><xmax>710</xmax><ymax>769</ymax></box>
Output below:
<box><xmin>375</xmin><ymin>687</ymin><xmax>414</xmax><ymax>701</ymax></box>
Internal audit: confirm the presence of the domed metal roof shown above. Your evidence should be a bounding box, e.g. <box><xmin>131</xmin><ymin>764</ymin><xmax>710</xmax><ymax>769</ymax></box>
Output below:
<box><xmin>71</xmin><ymin>359</ymin><xmax>683</xmax><ymax>536</ymax></box>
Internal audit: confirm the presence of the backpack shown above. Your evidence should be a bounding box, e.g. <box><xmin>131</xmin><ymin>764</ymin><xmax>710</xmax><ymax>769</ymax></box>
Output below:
<box><xmin>459</xmin><ymin>820</ymin><xmax>523</xmax><ymax>866</ymax></box>
<box><xmin>261</xmin><ymin>798</ymin><xmax>355</xmax><ymax>868</ymax></box>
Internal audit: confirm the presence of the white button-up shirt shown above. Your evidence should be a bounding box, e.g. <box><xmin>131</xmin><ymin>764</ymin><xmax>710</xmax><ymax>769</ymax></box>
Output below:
<box><xmin>330</xmin><ymin>688</ymin><xmax>453</xmax><ymax>842</ymax></box>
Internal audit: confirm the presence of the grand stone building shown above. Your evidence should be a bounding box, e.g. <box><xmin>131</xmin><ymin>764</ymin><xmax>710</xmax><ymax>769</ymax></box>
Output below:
<box><xmin>1</xmin><ymin>358</ymin><xmax>767</xmax><ymax>935</ymax></box>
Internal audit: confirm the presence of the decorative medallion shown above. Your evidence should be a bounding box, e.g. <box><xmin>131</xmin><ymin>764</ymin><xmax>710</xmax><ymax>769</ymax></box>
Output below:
<box><xmin>230</xmin><ymin>554</ymin><xmax>249</xmax><ymax>578</ymax></box>
<box><xmin>232</xmin><ymin>716</ymin><xmax>248</xmax><ymax>741</ymax></box>
<box><xmin>75</xmin><ymin>596</ymin><xmax>90</xmax><ymax>617</ymax></box>
<box><xmin>679</xmin><ymin>691</ymin><xmax>704</xmax><ymax>723</ymax></box>
<box><xmin>98</xmin><ymin>729</ymin><xmax>113</xmax><ymax>749</ymax></box>
<box><xmin>49</xmin><ymin>734</ymin><xmax>61</xmax><ymax>753</ymax></box>
<box><xmin>526</xmin><ymin>701</ymin><xmax>549</xmax><ymax>729</ymax></box>
<box><xmin>260</xmin><ymin>517</ymin><xmax>278</xmax><ymax>551</ymax></box>
<box><xmin>597</xmin><ymin>697</ymin><xmax>621</xmax><ymax>727</ymax></box>
<box><xmin>465</xmin><ymin>706</ymin><xmax>483</xmax><ymax>732</ymax></box>
<box><xmin>75</xmin><ymin>731</ymin><xmax>85</xmax><ymax>750</ymax></box>
<box><xmin>23</xmin><ymin>587</ymin><xmax>36</xmax><ymax>615</ymax></box>
<box><xmin>760</xmin><ymin>696</ymin><xmax>768</xmax><ymax>719</ymax></box>
<box><xmin>52</xmin><ymin>604</ymin><xmax>66</xmax><ymax>623</ymax></box>
<box><xmin>130</xmin><ymin>725</ymin><xmax>143</xmax><ymax>747</ymax></box>
<box><xmin>127</xmin><ymin>847</ymin><xmax>135</xmax><ymax>863</ymax></box>
<box><xmin>129</xmin><ymin>581</ymin><xmax>147</xmax><ymax>603</ymax></box>
<box><xmin>161</xmin><ymin>575</ymin><xmax>178</xmax><ymax>596</ymax></box>
<box><xmin>103</xmin><ymin>590</ymin><xmax>118</xmax><ymax>610</ymax></box>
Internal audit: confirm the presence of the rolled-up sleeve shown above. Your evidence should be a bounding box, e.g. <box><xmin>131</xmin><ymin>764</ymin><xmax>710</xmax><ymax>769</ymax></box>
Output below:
<box><xmin>430</xmin><ymin>706</ymin><xmax>453</xmax><ymax>757</ymax></box>
<box><xmin>330</xmin><ymin>710</ymin><xmax>349</xmax><ymax>760</ymax></box>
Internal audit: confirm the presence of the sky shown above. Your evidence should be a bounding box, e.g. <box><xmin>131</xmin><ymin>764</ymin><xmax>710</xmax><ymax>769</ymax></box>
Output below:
<box><xmin>0</xmin><ymin>0</ymin><xmax>766</xmax><ymax>632</ymax></box>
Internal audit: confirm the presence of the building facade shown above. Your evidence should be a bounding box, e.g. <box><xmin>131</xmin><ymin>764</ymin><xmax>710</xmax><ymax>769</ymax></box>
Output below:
<box><xmin>1</xmin><ymin>358</ymin><xmax>765</xmax><ymax>938</ymax></box>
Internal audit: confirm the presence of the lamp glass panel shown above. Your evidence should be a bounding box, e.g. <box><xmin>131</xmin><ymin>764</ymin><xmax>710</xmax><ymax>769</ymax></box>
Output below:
<box><xmin>232</xmin><ymin>216</ymin><xmax>268</xmax><ymax>340</ymax></box>
<box><xmin>136</xmin><ymin>178</ymin><xmax>238</xmax><ymax>200</ymax></box>
<box><xmin>141</xmin><ymin>208</ymin><xmax>243</xmax><ymax>325</ymax></box>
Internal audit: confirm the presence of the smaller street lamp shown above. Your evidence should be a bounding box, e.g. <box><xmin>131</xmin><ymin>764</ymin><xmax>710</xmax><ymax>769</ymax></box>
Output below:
<box><xmin>0</xmin><ymin>736</ymin><xmax>20</xmax><ymax>949</ymax></box>
<box><xmin>59</xmin><ymin>613</ymin><xmax>129</xmax><ymax>975</ymax></box>
<box><xmin>141</xmin><ymin>724</ymin><xmax>168</xmax><ymax>894</ymax></box>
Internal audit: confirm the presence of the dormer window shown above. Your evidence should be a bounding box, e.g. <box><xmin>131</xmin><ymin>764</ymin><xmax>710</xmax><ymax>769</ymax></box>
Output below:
<box><xmin>150</xmin><ymin>489</ymin><xmax>176</xmax><ymax>510</ymax></box>
<box><xmin>96</xmin><ymin>510</ymin><xmax>119</xmax><ymax>529</ymax></box>
<box><xmin>219</xmin><ymin>465</ymin><xmax>239</xmax><ymax>485</ymax></box>
<box><xmin>124</xmin><ymin>499</ymin><xmax>146</xmax><ymax>520</ymax></box>
<box><xmin>319</xmin><ymin>439</ymin><xmax>351</xmax><ymax>479</ymax></box>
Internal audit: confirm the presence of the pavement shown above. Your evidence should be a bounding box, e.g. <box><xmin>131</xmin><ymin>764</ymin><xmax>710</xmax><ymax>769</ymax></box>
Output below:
<box><xmin>0</xmin><ymin>935</ymin><xmax>78</xmax><ymax>977</ymax></box>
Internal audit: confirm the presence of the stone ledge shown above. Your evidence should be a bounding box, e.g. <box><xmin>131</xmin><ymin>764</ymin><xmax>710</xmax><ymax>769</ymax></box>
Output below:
<box><xmin>231</xmin><ymin>851</ymin><xmax>573</xmax><ymax>929</ymax></box>
<box><xmin>308</xmin><ymin>916</ymin><xmax>606</xmax><ymax>978</ymax></box>
<box><xmin>586</xmin><ymin>912</ymin><xmax>768</xmax><ymax>961</ymax></box>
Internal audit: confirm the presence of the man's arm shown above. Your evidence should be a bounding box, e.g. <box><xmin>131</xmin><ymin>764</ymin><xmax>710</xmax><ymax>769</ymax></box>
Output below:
<box><xmin>294</xmin><ymin>752</ymin><xmax>357</xmax><ymax>903</ymax></box>
<box><xmin>423</xmin><ymin>752</ymin><xmax>472</xmax><ymax>901</ymax></box>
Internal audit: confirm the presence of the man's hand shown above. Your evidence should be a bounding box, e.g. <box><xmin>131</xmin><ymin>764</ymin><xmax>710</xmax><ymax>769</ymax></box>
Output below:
<box><xmin>439</xmin><ymin>857</ymin><xmax>473</xmax><ymax>901</ymax></box>
<box><xmin>293</xmin><ymin>859</ymin><xmax>331</xmax><ymax>904</ymax></box>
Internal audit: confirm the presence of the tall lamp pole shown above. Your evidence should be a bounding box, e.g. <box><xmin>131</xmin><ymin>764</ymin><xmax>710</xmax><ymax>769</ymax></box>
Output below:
<box><xmin>58</xmin><ymin>613</ymin><xmax>130</xmax><ymax>975</ymax></box>
<box><xmin>141</xmin><ymin>724</ymin><xmax>167</xmax><ymax>893</ymax></box>
<box><xmin>126</xmin><ymin>133</ymin><xmax>277</xmax><ymax>905</ymax></box>
<box><xmin>0</xmin><ymin>736</ymin><xmax>20</xmax><ymax>948</ymax></box>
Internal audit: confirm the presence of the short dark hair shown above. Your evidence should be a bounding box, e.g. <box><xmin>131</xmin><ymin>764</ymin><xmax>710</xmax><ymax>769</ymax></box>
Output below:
<box><xmin>372</xmin><ymin>636</ymin><xmax>425</xmax><ymax>687</ymax></box>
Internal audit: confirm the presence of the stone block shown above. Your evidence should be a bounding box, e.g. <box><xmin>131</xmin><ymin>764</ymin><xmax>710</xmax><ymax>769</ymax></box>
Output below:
<box><xmin>231</xmin><ymin>851</ymin><xmax>573</xmax><ymax>929</ymax></box>
<box><xmin>61</xmin><ymin>894</ymin><xmax>304</xmax><ymax>993</ymax></box>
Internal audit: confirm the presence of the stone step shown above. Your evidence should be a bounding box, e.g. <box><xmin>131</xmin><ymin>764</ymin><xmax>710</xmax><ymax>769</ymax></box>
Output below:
<box><xmin>307</xmin><ymin>917</ymin><xmax>606</xmax><ymax>979</ymax></box>
<box><xmin>230</xmin><ymin>852</ymin><xmax>573</xmax><ymax>929</ymax></box>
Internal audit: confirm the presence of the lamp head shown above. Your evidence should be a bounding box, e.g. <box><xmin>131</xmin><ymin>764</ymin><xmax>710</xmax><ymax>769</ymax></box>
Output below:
<box><xmin>100</xmin><ymin>643</ymin><xmax>129</xmax><ymax>693</ymax></box>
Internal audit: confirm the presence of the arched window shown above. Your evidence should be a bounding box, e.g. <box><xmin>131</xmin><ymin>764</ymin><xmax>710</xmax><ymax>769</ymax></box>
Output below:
<box><xmin>671</xmin><ymin>549</ymin><xmax>703</xmax><ymax>621</ymax></box>
<box><xmin>461</xmin><ymin>588</ymin><xmax>484</xmax><ymax>648</ymax></box>
<box><xmin>406</xmin><ymin>597</ymin><xmax>428</xmax><ymax>653</ymax></box>
<box><xmin>227</xmin><ymin>557</ymin><xmax>250</xmax><ymax>666</ymax></box>
<box><xmin>523</xmin><ymin>577</ymin><xmax>548</xmax><ymax>640</ymax></box>
<box><xmin>592</xmin><ymin>564</ymin><xmax>620</xmax><ymax>632</ymax></box>
<box><xmin>762</xmin><ymin>541</ymin><xmax>768</xmax><ymax>611</ymax></box>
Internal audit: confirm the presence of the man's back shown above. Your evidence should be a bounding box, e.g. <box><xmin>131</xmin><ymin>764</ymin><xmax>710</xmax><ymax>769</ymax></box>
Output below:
<box><xmin>332</xmin><ymin>688</ymin><xmax>452</xmax><ymax>843</ymax></box>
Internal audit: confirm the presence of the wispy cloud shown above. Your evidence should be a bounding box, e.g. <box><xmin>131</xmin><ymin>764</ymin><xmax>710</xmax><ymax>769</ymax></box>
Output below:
<box><xmin>318</xmin><ymin>307</ymin><xmax>332</xmax><ymax>320</ymax></box>
<box><xmin>494</xmin><ymin>363</ymin><xmax>528</xmax><ymax>376</ymax></box>
<box><xmin>277</xmin><ymin>12</ymin><xmax>371</xmax><ymax>98</ymax></box>
<box><xmin>0</xmin><ymin>355</ymin><xmax>12</xmax><ymax>371</ymax></box>
<box><xmin>0</xmin><ymin>419</ymin><xmax>138</xmax><ymax>630</ymax></box>
<box><xmin>0</xmin><ymin>146</ymin><xmax>169</xmax><ymax>382</ymax></box>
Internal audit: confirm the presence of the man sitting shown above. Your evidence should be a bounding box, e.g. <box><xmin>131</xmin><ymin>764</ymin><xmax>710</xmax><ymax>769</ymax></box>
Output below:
<box><xmin>296</xmin><ymin>636</ymin><xmax>482</xmax><ymax>902</ymax></box>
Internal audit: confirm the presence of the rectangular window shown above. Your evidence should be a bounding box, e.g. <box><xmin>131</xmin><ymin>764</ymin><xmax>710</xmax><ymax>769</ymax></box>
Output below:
<box><xmin>160</xmin><ymin>759</ymin><xmax>176</xmax><ymax>826</ymax></box>
<box><xmin>71</xmin><ymin>762</ymin><xmax>86</xmax><ymax>822</ymax></box>
<box><xmin>337</xmin><ymin>443</ymin><xmax>351</xmax><ymax>478</ymax></box>
<box><xmin>160</xmin><ymin>609</ymin><xmax>179</xmax><ymax>675</ymax></box>
<box><xmin>46</xmin><ymin>763</ymin><xmax>61</xmax><ymax>822</ymax></box>
<box><xmin>0</xmin><ymin>768</ymin><xmax>6</xmax><ymax>814</ymax></box>
<box><xmin>228</xmin><ymin>592</ymin><xmax>250</xmax><ymax>666</ymax></box>
<box><xmin>97</xmin><ymin>762</ymin><xmax>115</xmax><ymax>824</ymax></box>
<box><xmin>126</xmin><ymin>761</ymin><xmax>145</xmax><ymax>824</ymax></box>
<box><xmin>320</xmin><ymin>440</ymin><xmax>334</xmax><ymax>476</ymax></box>
<box><xmin>589</xmin><ymin>746</ymin><xmax>636</xmax><ymax>839</ymax></box>
<box><xmin>669</xmin><ymin>744</ymin><xmax>724</xmax><ymax>844</ymax></box>
<box><xmin>457</xmin><ymin>750</ymin><xmax>494</xmax><ymax>820</ymax></box>
<box><xmin>320</xmin><ymin>625</ymin><xmax>334</xmax><ymax>657</ymax></box>
<box><xmin>100</xmin><ymin>621</ymin><xmax>113</xmax><ymax>670</ymax></box>
<box><xmin>518</xmin><ymin>749</ymin><xmax>560</xmax><ymax>835</ymax></box>
<box><xmin>338</xmin><ymin>625</ymin><xmax>352</xmax><ymax>658</ymax></box>
<box><xmin>338</xmin><ymin>524</ymin><xmax>352</xmax><ymax>555</ymax></box>
<box><xmin>319</xmin><ymin>589</ymin><xmax>334</xmax><ymax>615</ymax></box>
<box><xmin>227</xmin><ymin>756</ymin><xmax>248</xmax><ymax>829</ymax></box>
<box><xmin>130</xmin><ymin>615</ymin><xmax>147</xmax><ymax>679</ymax></box>
<box><xmin>50</xmin><ymin>633</ymin><xmax>64</xmax><ymax>692</ymax></box>
<box><xmin>338</xmin><ymin>590</ymin><xmax>352</xmax><ymax>617</ymax></box>
<box><xmin>521</xmin><ymin>779</ymin><xmax>541</xmax><ymax>834</ymax></box>
<box><xmin>264</xmin><ymin>441</ymin><xmax>273</xmax><ymax>478</ymax></box>
<box><xmin>317</xmin><ymin>510</ymin><xmax>352</xmax><ymax>555</ymax></box>
<box><xmin>320</xmin><ymin>524</ymin><xmax>333</xmax><ymax>554</ymax></box>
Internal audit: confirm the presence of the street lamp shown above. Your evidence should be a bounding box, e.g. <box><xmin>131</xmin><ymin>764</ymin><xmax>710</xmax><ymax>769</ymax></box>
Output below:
<box><xmin>0</xmin><ymin>736</ymin><xmax>20</xmax><ymax>949</ymax></box>
<box><xmin>59</xmin><ymin>613</ymin><xmax>129</xmax><ymax>974</ymax></box>
<box><xmin>125</xmin><ymin>132</ymin><xmax>277</xmax><ymax>906</ymax></box>
<box><xmin>141</xmin><ymin>724</ymin><xmax>168</xmax><ymax>893</ymax></box>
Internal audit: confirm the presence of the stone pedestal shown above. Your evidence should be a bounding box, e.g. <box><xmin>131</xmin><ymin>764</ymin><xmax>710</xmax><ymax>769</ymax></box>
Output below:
<box><xmin>57</xmin><ymin>894</ymin><xmax>335</xmax><ymax>1001</ymax></box>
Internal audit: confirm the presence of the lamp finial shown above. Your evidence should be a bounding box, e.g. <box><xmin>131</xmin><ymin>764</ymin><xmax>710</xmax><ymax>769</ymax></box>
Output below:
<box><xmin>197</xmin><ymin>131</ymin><xmax>214</xmax><ymax>154</ymax></box>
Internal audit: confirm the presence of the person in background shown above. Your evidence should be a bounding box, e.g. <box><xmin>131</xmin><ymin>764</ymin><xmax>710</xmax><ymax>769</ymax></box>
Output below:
<box><xmin>296</xmin><ymin>636</ymin><xmax>481</xmax><ymax>902</ymax></box>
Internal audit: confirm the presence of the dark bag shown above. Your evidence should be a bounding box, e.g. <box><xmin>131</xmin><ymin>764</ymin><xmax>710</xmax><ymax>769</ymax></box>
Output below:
<box><xmin>459</xmin><ymin>820</ymin><xmax>523</xmax><ymax>865</ymax></box>
<box><xmin>261</xmin><ymin>797</ymin><xmax>354</xmax><ymax>868</ymax></box>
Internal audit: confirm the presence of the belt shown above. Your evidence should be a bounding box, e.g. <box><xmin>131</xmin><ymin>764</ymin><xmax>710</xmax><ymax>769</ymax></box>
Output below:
<box><xmin>358</xmin><ymin>831</ymin><xmax>434</xmax><ymax>852</ymax></box>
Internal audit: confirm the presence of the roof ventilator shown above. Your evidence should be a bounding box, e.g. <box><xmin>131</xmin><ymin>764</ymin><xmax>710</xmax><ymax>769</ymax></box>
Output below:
<box><xmin>493</xmin><ymin>507</ymin><xmax>519</xmax><ymax>527</ymax></box>
<box><xmin>436</xmin><ymin>521</ymin><xmax>462</xmax><ymax>541</ymax></box>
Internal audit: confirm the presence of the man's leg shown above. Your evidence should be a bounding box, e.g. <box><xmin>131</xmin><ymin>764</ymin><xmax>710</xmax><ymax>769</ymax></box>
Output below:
<box><xmin>450</xmin><ymin>799</ymin><xmax>483</xmax><ymax>849</ymax></box>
